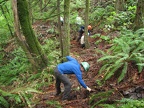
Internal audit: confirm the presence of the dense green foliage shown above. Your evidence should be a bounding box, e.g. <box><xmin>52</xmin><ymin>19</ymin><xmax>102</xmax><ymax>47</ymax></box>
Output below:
<box><xmin>89</xmin><ymin>90</ymin><xmax>113</xmax><ymax>108</ymax></box>
<box><xmin>0</xmin><ymin>0</ymin><xmax>143</xmax><ymax>107</ymax></box>
<box><xmin>97</xmin><ymin>28</ymin><xmax>144</xmax><ymax>83</ymax></box>
<box><xmin>100</xmin><ymin>98</ymin><xmax>144</xmax><ymax>108</ymax></box>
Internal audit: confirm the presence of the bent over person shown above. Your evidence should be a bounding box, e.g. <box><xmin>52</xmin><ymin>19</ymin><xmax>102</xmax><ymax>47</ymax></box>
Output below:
<box><xmin>54</xmin><ymin>56</ymin><xmax>91</xmax><ymax>100</ymax></box>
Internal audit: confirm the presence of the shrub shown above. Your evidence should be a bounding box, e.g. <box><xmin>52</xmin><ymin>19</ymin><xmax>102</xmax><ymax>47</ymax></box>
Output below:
<box><xmin>97</xmin><ymin>28</ymin><xmax>144</xmax><ymax>83</ymax></box>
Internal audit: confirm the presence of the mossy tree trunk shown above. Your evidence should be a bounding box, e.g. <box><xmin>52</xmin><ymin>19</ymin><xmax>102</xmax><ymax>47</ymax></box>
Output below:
<box><xmin>17</xmin><ymin>0</ymin><xmax>48</xmax><ymax>71</ymax></box>
<box><xmin>85</xmin><ymin>0</ymin><xmax>90</xmax><ymax>48</ymax></box>
<box><xmin>57</xmin><ymin>0</ymin><xmax>64</xmax><ymax>62</ymax></box>
<box><xmin>63</xmin><ymin>0</ymin><xmax>70</xmax><ymax>57</ymax></box>
<box><xmin>133</xmin><ymin>0</ymin><xmax>144</xmax><ymax>30</ymax></box>
<box><xmin>12</xmin><ymin>0</ymin><xmax>37</xmax><ymax>72</ymax></box>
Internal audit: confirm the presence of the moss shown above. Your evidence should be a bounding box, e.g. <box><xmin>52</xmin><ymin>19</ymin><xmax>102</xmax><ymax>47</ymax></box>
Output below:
<box><xmin>17</xmin><ymin>0</ymin><xmax>48</xmax><ymax>69</ymax></box>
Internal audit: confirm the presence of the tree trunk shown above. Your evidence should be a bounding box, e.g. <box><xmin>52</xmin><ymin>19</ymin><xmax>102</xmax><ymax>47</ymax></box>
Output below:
<box><xmin>57</xmin><ymin>0</ymin><xmax>64</xmax><ymax>62</ymax></box>
<box><xmin>28</xmin><ymin>0</ymin><xmax>33</xmax><ymax>24</ymax></box>
<box><xmin>115</xmin><ymin>0</ymin><xmax>125</xmax><ymax>12</ymax></box>
<box><xmin>85</xmin><ymin>0</ymin><xmax>90</xmax><ymax>48</ymax></box>
<box><xmin>17</xmin><ymin>0</ymin><xmax>48</xmax><ymax>70</ymax></box>
<box><xmin>133</xmin><ymin>0</ymin><xmax>144</xmax><ymax>30</ymax></box>
<box><xmin>40</xmin><ymin>0</ymin><xmax>43</xmax><ymax>13</ymax></box>
<box><xmin>11</xmin><ymin>0</ymin><xmax>38</xmax><ymax>72</ymax></box>
<box><xmin>63</xmin><ymin>0</ymin><xmax>70</xmax><ymax>57</ymax></box>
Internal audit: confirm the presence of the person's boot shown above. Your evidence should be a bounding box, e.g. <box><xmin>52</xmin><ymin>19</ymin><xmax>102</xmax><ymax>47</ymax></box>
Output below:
<box><xmin>62</xmin><ymin>95</ymin><xmax>72</xmax><ymax>101</ymax></box>
<box><xmin>55</xmin><ymin>91</ymin><xmax>61</xmax><ymax>96</ymax></box>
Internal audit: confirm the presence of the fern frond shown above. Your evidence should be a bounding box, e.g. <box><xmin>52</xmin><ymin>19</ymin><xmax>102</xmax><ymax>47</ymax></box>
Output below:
<box><xmin>21</xmin><ymin>92</ymin><xmax>32</xmax><ymax>108</ymax></box>
<box><xmin>104</xmin><ymin>63</ymin><xmax>123</xmax><ymax>81</ymax></box>
<box><xmin>91</xmin><ymin>98</ymin><xmax>108</xmax><ymax>108</ymax></box>
<box><xmin>98</xmin><ymin>64</ymin><xmax>110</xmax><ymax>74</ymax></box>
<box><xmin>89</xmin><ymin>90</ymin><xmax>113</xmax><ymax>104</ymax></box>
<box><xmin>135</xmin><ymin>28</ymin><xmax>144</xmax><ymax>35</ymax></box>
<box><xmin>0</xmin><ymin>89</ymin><xmax>12</xmax><ymax>96</ymax></box>
<box><xmin>11</xmin><ymin>87</ymin><xmax>42</xmax><ymax>94</ymax></box>
<box><xmin>132</xmin><ymin>42</ymin><xmax>144</xmax><ymax>53</ymax></box>
<box><xmin>27</xmin><ymin>73</ymin><xmax>41</xmax><ymax>81</ymax></box>
<box><xmin>114</xmin><ymin>38</ymin><xmax>130</xmax><ymax>54</ymax></box>
<box><xmin>114</xmin><ymin>54</ymin><xmax>129</xmax><ymax>64</ymax></box>
<box><xmin>137</xmin><ymin>63</ymin><xmax>144</xmax><ymax>73</ymax></box>
<box><xmin>137</xmin><ymin>63</ymin><xmax>144</xmax><ymax>66</ymax></box>
<box><xmin>97</xmin><ymin>55</ymin><xmax>116</xmax><ymax>62</ymax></box>
<box><xmin>95</xmin><ymin>48</ymin><xmax>107</xmax><ymax>56</ymax></box>
<box><xmin>118</xmin><ymin>62</ymin><xmax>128</xmax><ymax>83</ymax></box>
<box><xmin>0</xmin><ymin>96</ymin><xmax>9</xmax><ymax>108</ymax></box>
<box><xmin>99</xmin><ymin>104</ymin><xmax>115</xmax><ymax>108</ymax></box>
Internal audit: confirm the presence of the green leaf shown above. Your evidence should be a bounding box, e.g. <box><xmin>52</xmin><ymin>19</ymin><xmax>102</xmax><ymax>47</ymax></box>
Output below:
<box><xmin>11</xmin><ymin>87</ymin><xmax>42</xmax><ymax>94</ymax></box>
<box><xmin>97</xmin><ymin>55</ymin><xmax>116</xmax><ymax>62</ymax></box>
<box><xmin>114</xmin><ymin>53</ymin><xmax>129</xmax><ymax>64</ymax></box>
<box><xmin>91</xmin><ymin>98</ymin><xmax>108</xmax><ymax>108</ymax></box>
<box><xmin>0</xmin><ymin>96</ymin><xmax>9</xmax><ymax>108</ymax></box>
<box><xmin>99</xmin><ymin>104</ymin><xmax>115</xmax><ymax>108</ymax></box>
<box><xmin>98</xmin><ymin>64</ymin><xmax>109</xmax><ymax>74</ymax></box>
<box><xmin>118</xmin><ymin>62</ymin><xmax>128</xmax><ymax>83</ymax></box>
<box><xmin>104</xmin><ymin>63</ymin><xmax>123</xmax><ymax>81</ymax></box>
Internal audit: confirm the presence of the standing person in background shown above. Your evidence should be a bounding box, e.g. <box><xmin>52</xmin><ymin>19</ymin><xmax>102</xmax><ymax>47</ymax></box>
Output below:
<box><xmin>80</xmin><ymin>33</ymin><xmax>85</xmax><ymax>48</ymax></box>
<box><xmin>88</xmin><ymin>24</ymin><xmax>92</xmax><ymax>36</ymax></box>
<box><xmin>54</xmin><ymin>56</ymin><xmax>91</xmax><ymax>101</ymax></box>
<box><xmin>60</xmin><ymin>16</ymin><xmax>64</xmax><ymax>26</ymax></box>
<box><xmin>76</xmin><ymin>15</ymin><xmax>83</xmax><ymax>28</ymax></box>
<box><xmin>76</xmin><ymin>26</ymin><xmax>85</xmax><ymax>42</ymax></box>
<box><xmin>73</xmin><ymin>15</ymin><xmax>84</xmax><ymax>40</ymax></box>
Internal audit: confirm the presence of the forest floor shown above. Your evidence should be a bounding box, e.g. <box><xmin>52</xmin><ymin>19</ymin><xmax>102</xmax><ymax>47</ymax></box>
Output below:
<box><xmin>32</xmin><ymin>20</ymin><xmax>144</xmax><ymax>108</ymax></box>
<box><xmin>4</xmin><ymin>20</ymin><xmax>143</xmax><ymax>108</ymax></box>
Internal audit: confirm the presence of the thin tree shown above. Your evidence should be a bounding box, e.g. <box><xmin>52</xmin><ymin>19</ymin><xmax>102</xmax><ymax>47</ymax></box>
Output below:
<box><xmin>0</xmin><ymin>5</ymin><xmax>13</xmax><ymax>37</ymax></box>
<box><xmin>133</xmin><ymin>0</ymin><xmax>144</xmax><ymax>30</ymax></box>
<box><xmin>84</xmin><ymin>0</ymin><xmax>90</xmax><ymax>48</ymax></box>
<box><xmin>57</xmin><ymin>0</ymin><xmax>64</xmax><ymax>62</ymax></box>
<box><xmin>17</xmin><ymin>0</ymin><xmax>48</xmax><ymax>71</ymax></box>
<box><xmin>63</xmin><ymin>0</ymin><xmax>70</xmax><ymax>57</ymax></box>
<box><xmin>12</xmin><ymin>0</ymin><xmax>37</xmax><ymax>72</ymax></box>
<box><xmin>115</xmin><ymin>0</ymin><xmax>125</xmax><ymax>12</ymax></box>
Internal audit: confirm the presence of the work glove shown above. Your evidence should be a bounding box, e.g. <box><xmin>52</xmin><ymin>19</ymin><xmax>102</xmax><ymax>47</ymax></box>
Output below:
<box><xmin>86</xmin><ymin>86</ymin><xmax>91</xmax><ymax>92</ymax></box>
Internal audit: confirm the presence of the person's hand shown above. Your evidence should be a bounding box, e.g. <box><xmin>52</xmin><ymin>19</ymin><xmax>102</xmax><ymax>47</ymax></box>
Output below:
<box><xmin>86</xmin><ymin>86</ymin><xmax>91</xmax><ymax>92</ymax></box>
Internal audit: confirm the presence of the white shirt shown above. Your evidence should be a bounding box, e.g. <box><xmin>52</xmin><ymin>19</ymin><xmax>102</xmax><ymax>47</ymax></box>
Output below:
<box><xmin>80</xmin><ymin>35</ymin><xmax>85</xmax><ymax>44</ymax></box>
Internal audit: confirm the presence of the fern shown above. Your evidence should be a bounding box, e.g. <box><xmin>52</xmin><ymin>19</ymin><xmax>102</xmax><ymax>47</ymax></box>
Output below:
<box><xmin>97</xmin><ymin>28</ymin><xmax>144</xmax><ymax>83</ymax></box>
<box><xmin>116</xmin><ymin>98</ymin><xmax>144</xmax><ymax>108</ymax></box>
<box><xmin>89</xmin><ymin>90</ymin><xmax>113</xmax><ymax>108</ymax></box>
<box><xmin>98</xmin><ymin>64</ymin><xmax>110</xmax><ymax>74</ymax></box>
<box><xmin>99</xmin><ymin>104</ymin><xmax>116</xmax><ymax>108</ymax></box>
<box><xmin>46</xmin><ymin>100</ymin><xmax>62</xmax><ymax>108</ymax></box>
<box><xmin>99</xmin><ymin>98</ymin><xmax>144</xmax><ymax>108</ymax></box>
<box><xmin>0</xmin><ymin>96</ymin><xmax>9</xmax><ymax>108</ymax></box>
<box><xmin>118</xmin><ymin>62</ymin><xmax>128</xmax><ymax>83</ymax></box>
<box><xmin>91</xmin><ymin>98</ymin><xmax>108</xmax><ymax>108</ymax></box>
<box><xmin>97</xmin><ymin>55</ymin><xmax>117</xmax><ymax>62</ymax></box>
<box><xmin>104</xmin><ymin>63</ymin><xmax>123</xmax><ymax>81</ymax></box>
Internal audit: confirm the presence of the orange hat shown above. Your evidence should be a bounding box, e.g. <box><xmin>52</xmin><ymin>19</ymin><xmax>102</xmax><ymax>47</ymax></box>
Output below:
<box><xmin>88</xmin><ymin>25</ymin><xmax>92</xmax><ymax>30</ymax></box>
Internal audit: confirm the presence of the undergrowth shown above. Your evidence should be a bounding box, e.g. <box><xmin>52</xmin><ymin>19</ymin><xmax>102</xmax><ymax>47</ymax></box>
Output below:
<box><xmin>97</xmin><ymin>28</ymin><xmax>144</xmax><ymax>83</ymax></box>
<box><xmin>0</xmin><ymin>38</ymin><xmax>60</xmax><ymax>107</ymax></box>
<box><xmin>99</xmin><ymin>98</ymin><xmax>144</xmax><ymax>108</ymax></box>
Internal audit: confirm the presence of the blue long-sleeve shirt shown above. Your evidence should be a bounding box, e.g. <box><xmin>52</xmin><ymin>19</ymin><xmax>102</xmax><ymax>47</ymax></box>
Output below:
<box><xmin>57</xmin><ymin>56</ymin><xmax>87</xmax><ymax>88</ymax></box>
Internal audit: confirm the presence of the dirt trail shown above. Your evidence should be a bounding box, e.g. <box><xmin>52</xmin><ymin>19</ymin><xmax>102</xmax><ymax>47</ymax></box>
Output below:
<box><xmin>35</xmin><ymin>37</ymin><xmax>100</xmax><ymax>108</ymax></box>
